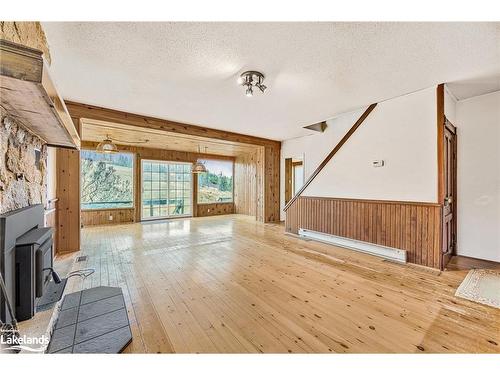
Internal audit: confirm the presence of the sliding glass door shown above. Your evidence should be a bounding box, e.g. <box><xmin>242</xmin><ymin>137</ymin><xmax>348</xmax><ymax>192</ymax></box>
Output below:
<box><xmin>141</xmin><ymin>160</ymin><xmax>192</xmax><ymax>220</ymax></box>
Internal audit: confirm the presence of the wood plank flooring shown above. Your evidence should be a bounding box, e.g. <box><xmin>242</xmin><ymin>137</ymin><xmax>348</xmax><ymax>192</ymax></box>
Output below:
<box><xmin>56</xmin><ymin>215</ymin><xmax>499</xmax><ymax>353</ymax></box>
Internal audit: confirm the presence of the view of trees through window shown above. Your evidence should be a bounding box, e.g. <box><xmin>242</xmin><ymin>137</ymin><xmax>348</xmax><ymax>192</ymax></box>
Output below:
<box><xmin>81</xmin><ymin>151</ymin><xmax>134</xmax><ymax>209</ymax></box>
<box><xmin>197</xmin><ymin>159</ymin><xmax>233</xmax><ymax>203</ymax></box>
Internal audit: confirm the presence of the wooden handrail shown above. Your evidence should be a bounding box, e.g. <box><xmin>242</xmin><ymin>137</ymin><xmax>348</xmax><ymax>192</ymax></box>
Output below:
<box><xmin>283</xmin><ymin>103</ymin><xmax>377</xmax><ymax>211</ymax></box>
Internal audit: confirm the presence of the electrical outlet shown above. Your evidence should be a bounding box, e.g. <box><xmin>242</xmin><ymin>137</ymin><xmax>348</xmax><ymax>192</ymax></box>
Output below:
<box><xmin>109</xmin><ymin>214</ymin><xmax>113</xmax><ymax>221</ymax></box>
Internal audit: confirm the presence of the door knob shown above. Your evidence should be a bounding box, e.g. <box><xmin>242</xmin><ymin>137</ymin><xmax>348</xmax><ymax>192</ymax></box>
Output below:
<box><xmin>444</xmin><ymin>196</ymin><xmax>453</xmax><ymax>205</ymax></box>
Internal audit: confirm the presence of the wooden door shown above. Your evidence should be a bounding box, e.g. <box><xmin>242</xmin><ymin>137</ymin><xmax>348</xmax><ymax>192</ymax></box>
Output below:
<box><xmin>442</xmin><ymin>119</ymin><xmax>457</xmax><ymax>268</ymax></box>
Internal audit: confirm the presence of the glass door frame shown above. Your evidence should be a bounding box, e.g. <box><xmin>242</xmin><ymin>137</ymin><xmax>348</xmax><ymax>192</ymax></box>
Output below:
<box><xmin>140</xmin><ymin>159</ymin><xmax>193</xmax><ymax>221</ymax></box>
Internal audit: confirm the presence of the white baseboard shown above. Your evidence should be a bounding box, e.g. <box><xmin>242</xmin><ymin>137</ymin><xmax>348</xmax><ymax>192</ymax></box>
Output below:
<box><xmin>298</xmin><ymin>228</ymin><xmax>407</xmax><ymax>263</ymax></box>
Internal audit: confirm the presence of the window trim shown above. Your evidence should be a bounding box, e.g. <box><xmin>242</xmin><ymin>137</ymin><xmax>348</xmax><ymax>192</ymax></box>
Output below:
<box><xmin>196</xmin><ymin>158</ymin><xmax>234</xmax><ymax>204</ymax></box>
<box><xmin>80</xmin><ymin>149</ymin><xmax>135</xmax><ymax>211</ymax></box>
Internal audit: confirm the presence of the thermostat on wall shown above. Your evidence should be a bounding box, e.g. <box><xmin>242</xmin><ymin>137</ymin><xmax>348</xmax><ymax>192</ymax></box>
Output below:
<box><xmin>372</xmin><ymin>160</ymin><xmax>385</xmax><ymax>167</ymax></box>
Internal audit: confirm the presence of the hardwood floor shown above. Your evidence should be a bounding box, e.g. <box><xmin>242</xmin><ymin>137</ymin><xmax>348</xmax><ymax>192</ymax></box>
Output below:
<box><xmin>446</xmin><ymin>255</ymin><xmax>500</xmax><ymax>271</ymax></box>
<box><xmin>53</xmin><ymin>215</ymin><xmax>499</xmax><ymax>353</ymax></box>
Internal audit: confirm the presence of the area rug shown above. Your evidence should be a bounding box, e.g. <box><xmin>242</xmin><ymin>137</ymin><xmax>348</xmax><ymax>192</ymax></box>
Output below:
<box><xmin>455</xmin><ymin>269</ymin><xmax>500</xmax><ymax>308</ymax></box>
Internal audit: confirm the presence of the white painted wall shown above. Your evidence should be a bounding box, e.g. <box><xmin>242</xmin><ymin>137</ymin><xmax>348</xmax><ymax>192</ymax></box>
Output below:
<box><xmin>444</xmin><ymin>85</ymin><xmax>458</xmax><ymax>125</ymax></box>
<box><xmin>456</xmin><ymin>91</ymin><xmax>500</xmax><ymax>262</ymax></box>
<box><xmin>280</xmin><ymin>108</ymin><xmax>366</xmax><ymax>220</ymax></box>
<box><xmin>46</xmin><ymin>146</ymin><xmax>57</xmax><ymax>201</ymax></box>
<box><xmin>303</xmin><ymin>87</ymin><xmax>437</xmax><ymax>199</ymax></box>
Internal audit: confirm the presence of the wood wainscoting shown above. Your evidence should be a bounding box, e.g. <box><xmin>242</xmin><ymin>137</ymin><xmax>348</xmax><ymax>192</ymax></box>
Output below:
<box><xmin>81</xmin><ymin>208</ymin><xmax>135</xmax><ymax>227</ymax></box>
<box><xmin>196</xmin><ymin>203</ymin><xmax>235</xmax><ymax>217</ymax></box>
<box><xmin>285</xmin><ymin>196</ymin><xmax>442</xmax><ymax>269</ymax></box>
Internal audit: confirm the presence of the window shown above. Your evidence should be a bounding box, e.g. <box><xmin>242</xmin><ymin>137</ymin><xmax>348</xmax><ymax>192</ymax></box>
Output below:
<box><xmin>81</xmin><ymin>151</ymin><xmax>134</xmax><ymax>210</ymax></box>
<box><xmin>197</xmin><ymin>159</ymin><xmax>233</xmax><ymax>203</ymax></box>
<box><xmin>141</xmin><ymin>160</ymin><xmax>192</xmax><ymax>219</ymax></box>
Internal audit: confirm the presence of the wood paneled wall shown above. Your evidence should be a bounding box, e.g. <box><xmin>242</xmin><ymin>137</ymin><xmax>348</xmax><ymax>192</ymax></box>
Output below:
<box><xmin>56</xmin><ymin>120</ymin><xmax>81</xmax><ymax>253</ymax></box>
<box><xmin>81</xmin><ymin>208</ymin><xmax>135</xmax><ymax>226</ymax></box>
<box><xmin>57</xmin><ymin>115</ymin><xmax>280</xmax><ymax>243</ymax></box>
<box><xmin>233</xmin><ymin>147</ymin><xmax>267</xmax><ymax>221</ymax></box>
<box><xmin>234</xmin><ymin>151</ymin><xmax>258</xmax><ymax>217</ymax></box>
<box><xmin>70</xmin><ymin>101</ymin><xmax>281</xmax><ymax>222</ymax></box>
<box><xmin>81</xmin><ymin>141</ymin><xmax>240</xmax><ymax>225</ymax></box>
<box><xmin>264</xmin><ymin>145</ymin><xmax>280</xmax><ymax>222</ymax></box>
<box><xmin>196</xmin><ymin>203</ymin><xmax>234</xmax><ymax>217</ymax></box>
<box><xmin>286</xmin><ymin>196</ymin><xmax>442</xmax><ymax>268</ymax></box>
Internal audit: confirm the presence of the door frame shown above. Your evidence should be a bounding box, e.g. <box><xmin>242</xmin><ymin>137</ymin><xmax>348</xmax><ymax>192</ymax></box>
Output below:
<box><xmin>284</xmin><ymin>158</ymin><xmax>293</xmax><ymax>204</ymax></box>
<box><xmin>292</xmin><ymin>160</ymin><xmax>304</xmax><ymax>196</ymax></box>
<box><xmin>140</xmin><ymin>159</ymin><xmax>194</xmax><ymax>221</ymax></box>
<box><xmin>441</xmin><ymin>118</ymin><xmax>458</xmax><ymax>269</ymax></box>
<box><xmin>284</xmin><ymin>156</ymin><xmax>305</xmax><ymax>205</ymax></box>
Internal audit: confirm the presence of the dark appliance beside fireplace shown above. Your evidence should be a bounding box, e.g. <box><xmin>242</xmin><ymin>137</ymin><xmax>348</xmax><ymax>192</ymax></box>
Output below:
<box><xmin>0</xmin><ymin>204</ymin><xmax>55</xmax><ymax>323</ymax></box>
<box><xmin>15</xmin><ymin>227</ymin><xmax>54</xmax><ymax>321</ymax></box>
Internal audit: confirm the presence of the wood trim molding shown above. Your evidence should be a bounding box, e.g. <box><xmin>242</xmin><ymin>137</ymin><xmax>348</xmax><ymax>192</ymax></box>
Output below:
<box><xmin>298</xmin><ymin>196</ymin><xmax>441</xmax><ymax>207</ymax></box>
<box><xmin>66</xmin><ymin>101</ymin><xmax>280</xmax><ymax>148</ymax></box>
<box><xmin>284</xmin><ymin>103</ymin><xmax>377</xmax><ymax>211</ymax></box>
<box><xmin>284</xmin><ymin>158</ymin><xmax>292</xmax><ymax>204</ymax></box>
<box><xmin>436</xmin><ymin>83</ymin><xmax>445</xmax><ymax>205</ymax></box>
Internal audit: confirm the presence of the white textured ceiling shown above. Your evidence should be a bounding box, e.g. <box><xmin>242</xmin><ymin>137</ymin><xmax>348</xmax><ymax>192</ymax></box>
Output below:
<box><xmin>42</xmin><ymin>22</ymin><xmax>500</xmax><ymax>141</ymax></box>
<box><xmin>447</xmin><ymin>74</ymin><xmax>500</xmax><ymax>100</ymax></box>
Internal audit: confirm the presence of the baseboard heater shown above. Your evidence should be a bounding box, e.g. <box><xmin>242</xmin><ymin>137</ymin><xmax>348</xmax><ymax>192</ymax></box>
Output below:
<box><xmin>298</xmin><ymin>228</ymin><xmax>407</xmax><ymax>263</ymax></box>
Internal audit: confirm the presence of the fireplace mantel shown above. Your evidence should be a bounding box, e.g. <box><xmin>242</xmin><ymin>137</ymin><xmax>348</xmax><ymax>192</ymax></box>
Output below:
<box><xmin>0</xmin><ymin>39</ymin><xmax>80</xmax><ymax>149</ymax></box>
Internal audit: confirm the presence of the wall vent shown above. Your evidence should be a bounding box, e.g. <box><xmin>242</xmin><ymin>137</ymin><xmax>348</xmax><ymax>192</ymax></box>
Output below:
<box><xmin>303</xmin><ymin>121</ymin><xmax>327</xmax><ymax>133</ymax></box>
<box><xmin>76</xmin><ymin>255</ymin><xmax>88</xmax><ymax>263</ymax></box>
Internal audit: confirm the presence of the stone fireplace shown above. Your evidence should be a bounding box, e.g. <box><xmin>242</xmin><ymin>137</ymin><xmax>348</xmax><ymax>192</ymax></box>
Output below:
<box><xmin>0</xmin><ymin>106</ymin><xmax>48</xmax><ymax>215</ymax></box>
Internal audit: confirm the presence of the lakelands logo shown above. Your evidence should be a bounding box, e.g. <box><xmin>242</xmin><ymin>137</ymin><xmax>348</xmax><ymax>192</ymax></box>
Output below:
<box><xmin>0</xmin><ymin>325</ymin><xmax>49</xmax><ymax>353</ymax></box>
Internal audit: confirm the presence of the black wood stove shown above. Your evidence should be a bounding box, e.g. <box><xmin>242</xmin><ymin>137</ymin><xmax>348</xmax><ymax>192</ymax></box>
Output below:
<box><xmin>0</xmin><ymin>204</ymin><xmax>55</xmax><ymax>323</ymax></box>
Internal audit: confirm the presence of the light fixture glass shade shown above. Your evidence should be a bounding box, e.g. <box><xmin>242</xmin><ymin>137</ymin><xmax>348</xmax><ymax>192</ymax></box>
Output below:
<box><xmin>96</xmin><ymin>138</ymin><xmax>118</xmax><ymax>153</ymax></box>
<box><xmin>191</xmin><ymin>161</ymin><xmax>207</xmax><ymax>173</ymax></box>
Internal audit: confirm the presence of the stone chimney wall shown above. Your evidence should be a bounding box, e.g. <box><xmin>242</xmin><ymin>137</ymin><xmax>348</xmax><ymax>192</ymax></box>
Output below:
<box><xmin>0</xmin><ymin>22</ymin><xmax>51</xmax><ymax>214</ymax></box>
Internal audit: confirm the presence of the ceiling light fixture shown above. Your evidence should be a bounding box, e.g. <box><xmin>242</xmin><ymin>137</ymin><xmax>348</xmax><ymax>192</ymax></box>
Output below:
<box><xmin>96</xmin><ymin>136</ymin><xmax>118</xmax><ymax>153</ymax></box>
<box><xmin>96</xmin><ymin>135</ymin><xmax>149</xmax><ymax>153</ymax></box>
<box><xmin>239</xmin><ymin>71</ymin><xmax>267</xmax><ymax>97</ymax></box>
<box><xmin>192</xmin><ymin>146</ymin><xmax>208</xmax><ymax>174</ymax></box>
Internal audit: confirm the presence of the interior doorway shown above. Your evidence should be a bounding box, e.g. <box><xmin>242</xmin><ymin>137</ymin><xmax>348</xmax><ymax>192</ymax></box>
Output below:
<box><xmin>141</xmin><ymin>160</ymin><xmax>193</xmax><ymax>220</ymax></box>
<box><xmin>285</xmin><ymin>157</ymin><xmax>304</xmax><ymax>204</ymax></box>
<box><xmin>442</xmin><ymin>119</ymin><xmax>457</xmax><ymax>268</ymax></box>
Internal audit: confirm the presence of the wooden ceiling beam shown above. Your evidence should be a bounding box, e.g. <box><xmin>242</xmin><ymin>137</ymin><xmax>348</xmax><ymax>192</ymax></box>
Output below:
<box><xmin>65</xmin><ymin>101</ymin><xmax>281</xmax><ymax>149</ymax></box>
<box><xmin>0</xmin><ymin>40</ymin><xmax>80</xmax><ymax>148</ymax></box>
